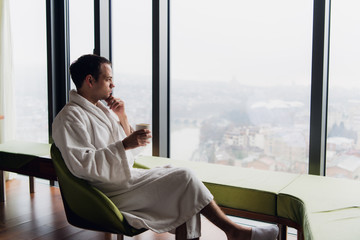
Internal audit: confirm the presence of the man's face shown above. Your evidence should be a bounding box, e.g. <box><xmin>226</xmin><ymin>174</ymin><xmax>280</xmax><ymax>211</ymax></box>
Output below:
<box><xmin>92</xmin><ymin>63</ymin><xmax>114</xmax><ymax>101</ymax></box>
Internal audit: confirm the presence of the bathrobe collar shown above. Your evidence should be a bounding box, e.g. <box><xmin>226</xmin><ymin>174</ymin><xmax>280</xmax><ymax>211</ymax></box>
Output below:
<box><xmin>68</xmin><ymin>89</ymin><xmax>120</xmax><ymax>137</ymax></box>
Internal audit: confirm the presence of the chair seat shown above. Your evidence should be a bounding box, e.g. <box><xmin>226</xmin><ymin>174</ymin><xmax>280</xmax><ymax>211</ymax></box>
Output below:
<box><xmin>51</xmin><ymin>144</ymin><xmax>146</xmax><ymax>237</ymax></box>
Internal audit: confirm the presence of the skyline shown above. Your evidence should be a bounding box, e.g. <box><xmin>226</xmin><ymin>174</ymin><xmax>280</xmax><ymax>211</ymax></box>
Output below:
<box><xmin>11</xmin><ymin>71</ymin><xmax>360</xmax><ymax>179</ymax></box>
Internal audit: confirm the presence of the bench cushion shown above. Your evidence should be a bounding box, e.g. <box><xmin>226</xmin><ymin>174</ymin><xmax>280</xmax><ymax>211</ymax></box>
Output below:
<box><xmin>135</xmin><ymin>155</ymin><xmax>299</xmax><ymax>217</ymax></box>
<box><xmin>278</xmin><ymin>174</ymin><xmax>360</xmax><ymax>240</ymax></box>
<box><xmin>0</xmin><ymin>141</ymin><xmax>51</xmax><ymax>169</ymax></box>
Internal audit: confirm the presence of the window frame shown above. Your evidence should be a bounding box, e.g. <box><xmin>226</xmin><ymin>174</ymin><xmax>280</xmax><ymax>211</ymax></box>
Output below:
<box><xmin>47</xmin><ymin>0</ymin><xmax>332</xmax><ymax>176</ymax></box>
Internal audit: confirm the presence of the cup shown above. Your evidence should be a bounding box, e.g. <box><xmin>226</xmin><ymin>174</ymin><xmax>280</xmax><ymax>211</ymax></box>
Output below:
<box><xmin>136</xmin><ymin>123</ymin><xmax>150</xmax><ymax>131</ymax></box>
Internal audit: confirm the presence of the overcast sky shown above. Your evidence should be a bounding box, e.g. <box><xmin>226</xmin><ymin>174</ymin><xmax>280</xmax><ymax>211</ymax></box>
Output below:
<box><xmin>9</xmin><ymin>0</ymin><xmax>360</xmax><ymax>88</ymax></box>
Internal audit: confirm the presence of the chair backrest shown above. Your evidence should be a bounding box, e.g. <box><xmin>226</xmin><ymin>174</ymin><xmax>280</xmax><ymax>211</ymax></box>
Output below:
<box><xmin>50</xmin><ymin>144</ymin><xmax>145</xmax><ymax>236</ymax></box>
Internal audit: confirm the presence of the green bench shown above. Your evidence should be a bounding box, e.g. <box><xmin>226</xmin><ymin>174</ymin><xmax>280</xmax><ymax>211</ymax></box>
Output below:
<box><xmin>0</xmin><ymin>141</ymin><xmax>55</xmax><ymax>201</ymax></box>
<box><xmin>2</xmin><ymin>141</ymin><xmax>360</xmax><ymax>240</ymax></box>
<box><xmin>135</xmin><ymin>155</ymin><xmax>360</xmax><ymax>240</ymax></box>
<box><xmin>278</xmin><ymin>174</ymin><xmax>360</xmax><ymax>240</ymax></box>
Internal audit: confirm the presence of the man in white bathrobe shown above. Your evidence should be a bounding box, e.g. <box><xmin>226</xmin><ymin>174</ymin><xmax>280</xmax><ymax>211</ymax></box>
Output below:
<box><xmin>52</xmin><ymin>54</ymin><xmax>278</xmax><ymax>240</ymax></box>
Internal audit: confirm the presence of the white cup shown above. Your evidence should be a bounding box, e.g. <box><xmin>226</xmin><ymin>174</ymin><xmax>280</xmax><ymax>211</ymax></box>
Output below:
<box><xmin>136</xmin><ymin>123</ymin><xmax>150</xmax><ymax>131</ymax></box>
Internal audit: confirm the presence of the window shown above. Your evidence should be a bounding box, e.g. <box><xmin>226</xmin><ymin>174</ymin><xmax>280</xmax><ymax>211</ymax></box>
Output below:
<box><xmin>112</xmin><ymin>0</ymin><xmax>152</xmax><ymax>155</ymax></box>
<box><xmin>327</xmin><ymin>0</ymin><xmax>360</xmax><ymax>180</ymax></box>
<box><xmin>9</xmin><ymin>0</ymin><xmax>48</xmax><ymax>143</ymax></box>
<box><xmin>170</xmin><ymin>0</ymin><xmax>313</xmax><ymax>173</ymax></box>
<box><xmin>69</xmin><ymin>0</ymin><xmax>94</xmax><ymax>90</ymax></box>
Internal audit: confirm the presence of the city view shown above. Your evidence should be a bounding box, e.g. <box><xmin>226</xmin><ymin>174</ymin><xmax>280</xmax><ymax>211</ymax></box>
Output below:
<box><xmin>111</xmin><ymin>74</ymin><xmax>360</xmax><ymax>179</ymax></box>
<box><xmin>14</xmin><ymin>72</ymin><xmax>360</xmax><ymax>180</ymax></box>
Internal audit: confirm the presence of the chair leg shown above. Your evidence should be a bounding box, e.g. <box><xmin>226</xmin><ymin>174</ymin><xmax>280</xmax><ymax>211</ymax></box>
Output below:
<box><xmin>29</xmin><ymin>176</ymin><xmax>35</xmax><ymax>193</ymax></box>
<box><xmin>117</xmin><ymin>234</ymin><xmax>124</xmax><ymax>240</ymax></box>
<box><xmin>278</xmin><ymin>224</ymin><xmax>287</xmax><ymax>240</ymax></box>
<box><xmin>0</xmin><ymin>170</ymin><xmax>5</xmax><ymax>202</ymax></box>
<box><xmin>297</xmin><ymin>229</ymin><xmax>304</xmax><ymax>240</ymax></box>
<box><xmin>50</xmin><ymin>180</ymin><xmax>55</xmax><ymax>186</ymax></box>
<box><xmin>105</xmin><ymin>232</ymin><xmax>112</xmax><ymax>240</ymax></box>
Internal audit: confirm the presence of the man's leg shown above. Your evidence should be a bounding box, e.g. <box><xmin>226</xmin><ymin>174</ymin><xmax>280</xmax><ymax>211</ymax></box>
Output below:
<box><xmin>176</xmin><ymin>200</ymin><xmax>277</xmax><ymax>240</ymax></box>
<box><xmin>200</xmin><ymin>200</ymin><xmax>252</xmax><ymax>240</ymax></box>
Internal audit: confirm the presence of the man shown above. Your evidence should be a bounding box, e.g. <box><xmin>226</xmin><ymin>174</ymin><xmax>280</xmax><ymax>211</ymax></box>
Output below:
<box><xmin>52</xmin><ymin>54</ymin><xmax>278</xmax><ymax>240</ymax></box>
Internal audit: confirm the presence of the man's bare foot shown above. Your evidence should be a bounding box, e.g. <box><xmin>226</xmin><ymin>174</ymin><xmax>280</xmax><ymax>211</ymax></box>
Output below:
<box><xmin>227</xmin><ymin>225</ymin><xmax>279</xmax><ymax>240</ymax></box>
<box><xmin>250</xmin><ymin>225</ymin><xmax>279</xmax><ymax>240</ymax></box>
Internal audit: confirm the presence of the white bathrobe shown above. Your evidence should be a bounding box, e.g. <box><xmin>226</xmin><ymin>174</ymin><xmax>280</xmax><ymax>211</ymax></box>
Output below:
<box><xmin>52</xmin><ymin>90</ymin><xmax>213</xmax><ymax>238</ymax></box>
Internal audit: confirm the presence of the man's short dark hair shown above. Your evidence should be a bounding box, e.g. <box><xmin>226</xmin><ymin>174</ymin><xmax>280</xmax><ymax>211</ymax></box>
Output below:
<box><xmin>69</xmin><ymin>54</ymin><xmax>112</xmax><ymax>89</ymax></box>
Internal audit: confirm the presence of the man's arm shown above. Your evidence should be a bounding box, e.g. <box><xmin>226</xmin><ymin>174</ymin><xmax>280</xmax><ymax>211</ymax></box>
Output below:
<box><xmin>118</xmin><ymin>113</ymin><xmax>133</xmax><ymax>136</ymax></box>
<box><xmin>105</xmin><ymin>95</ymin><xmax>132</xmax><ymax>136</ymax></box>
<box><xmin>104</xmin><ymin>95</ymin><xmax>152</xmax><ymax>149</ymax></box>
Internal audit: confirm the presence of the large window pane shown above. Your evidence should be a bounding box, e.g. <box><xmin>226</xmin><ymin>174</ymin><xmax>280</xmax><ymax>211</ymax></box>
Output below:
<box><xmin>327</xmin><ymin>0</ymin><xmax>360</xmax><ymax>180</ymax></box>
<box><xmin>9</xmin><ymin>0</ymin><xmax>48</xmax><ymax>143</ymax></box>
<box><xmin>69</xmin><ymin>0</ymin><xmax>94</xmax><ymax>90</ymax></box>
<box><xmin>170</xmin><ymin>0</ymin><xmax>313</xmax><ymax>174</ymax></box>
<box><xmin>112</xmin><ymin>1</ymin><xmax>152</xmax><ymax>155</ymax></box>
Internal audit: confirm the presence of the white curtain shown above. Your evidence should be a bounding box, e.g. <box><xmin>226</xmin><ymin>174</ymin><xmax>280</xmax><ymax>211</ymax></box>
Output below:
<box><xmin>0</xmin><ymin>0</ymin><xmax>14</xmax><ymax>143</ymax></box>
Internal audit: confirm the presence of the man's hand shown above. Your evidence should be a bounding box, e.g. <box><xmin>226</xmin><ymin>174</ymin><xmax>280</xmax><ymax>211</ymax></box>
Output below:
<box><xmin>105</xmin><ymin>95</ymin><xmax>125</xmax><ymax>117</ymax></box>
<box><xmin>105</xmin><ymin>94</ymin><xmax>132</xmax><ymax>136</ymax></box>
<box><xmin>122</xmin><ymin>129</ymin><xmax>152</xmax><ymax>150</ymax></box>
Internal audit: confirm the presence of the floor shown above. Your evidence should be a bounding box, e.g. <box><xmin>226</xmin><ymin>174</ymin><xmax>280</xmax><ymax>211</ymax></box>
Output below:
<box><xmin>0</xmin><ymin>177</ymin><xmax>297</xmax><ymax>240</ymax></box>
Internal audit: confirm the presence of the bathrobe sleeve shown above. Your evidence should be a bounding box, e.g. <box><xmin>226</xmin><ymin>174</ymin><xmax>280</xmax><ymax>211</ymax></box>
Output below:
<box><xmin>52</xmin><ymin>105</ymin><xmax>132</xmax><ymax>185</ymax></box>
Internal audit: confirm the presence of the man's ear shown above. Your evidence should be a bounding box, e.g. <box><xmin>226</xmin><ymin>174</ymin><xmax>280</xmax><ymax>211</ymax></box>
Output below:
<box><xmin>85</xmin><ymin>74</ymin><xmax>93</xmax><ymax>87</ymax></box>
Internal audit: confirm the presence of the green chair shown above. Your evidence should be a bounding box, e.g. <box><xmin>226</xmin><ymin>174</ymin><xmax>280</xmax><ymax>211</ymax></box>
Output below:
<box><xmin>50</xmin><ymin>144</ymin><xmax>146</xmax><ymax>240</ymax></box>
